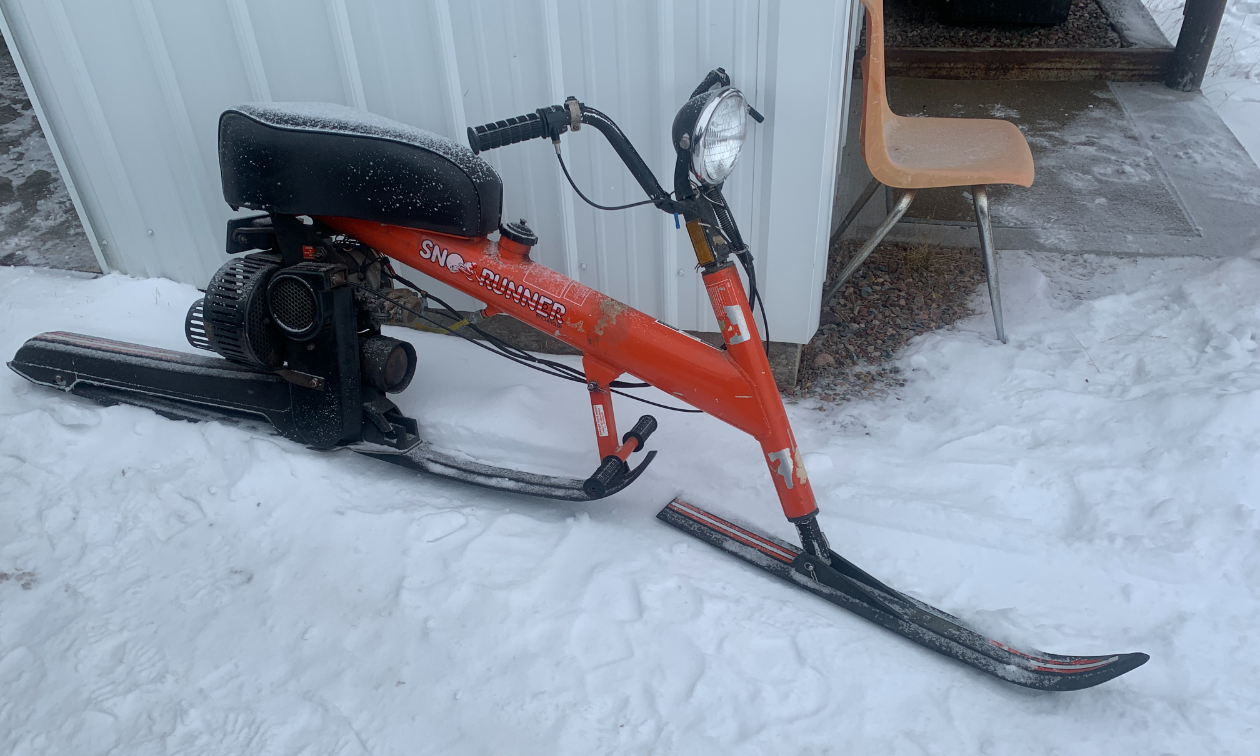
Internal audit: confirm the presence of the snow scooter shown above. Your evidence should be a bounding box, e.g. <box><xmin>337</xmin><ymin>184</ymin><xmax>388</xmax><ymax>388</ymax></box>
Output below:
<box><xmin>9</xmin><ymin>69</ymin><xmax>1146</xmax><ymax>690</ymax></box>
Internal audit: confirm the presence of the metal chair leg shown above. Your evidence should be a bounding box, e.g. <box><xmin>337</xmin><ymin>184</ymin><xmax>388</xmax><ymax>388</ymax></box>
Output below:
<box><xmin>829</xmin><ymin>177</ymin><xmax>882</xmax><ymax>250</ymax></box>
<box><xmin>821</xmin><ymin>189</ymin><xmax>915</xmax><ymax>306</ymax></box>
<box><xmin>972</xmin><ymin>185</ymin><xmax>1006</xmax><ymax>343</ymax></box>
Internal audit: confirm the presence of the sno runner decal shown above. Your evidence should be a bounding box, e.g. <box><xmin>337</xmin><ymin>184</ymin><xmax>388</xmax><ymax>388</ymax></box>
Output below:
<box><xmin>419</xmin><ymin>238</ymin><xmax>472</xmax><ymax>275</ymax></box>
<box><xmin>592</xmin><ymin>405</ymin><xmax>609</xmax><ymax>437</ymax></box>
<box><xmin>418</xmin><ymin>238</ymin><xmax>567</xmax><ymax>326</ymax></box>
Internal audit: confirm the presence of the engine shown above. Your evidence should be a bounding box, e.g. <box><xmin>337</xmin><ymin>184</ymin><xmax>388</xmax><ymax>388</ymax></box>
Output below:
<box><xmin>182</xmin><ymin>213</ymin><xmax>423</xmax><ymax>449</ymax></box>
<box><xmin>185</xmin><ymin>214</ymin><xmax>422</xmax><ymax>387</ymax></box>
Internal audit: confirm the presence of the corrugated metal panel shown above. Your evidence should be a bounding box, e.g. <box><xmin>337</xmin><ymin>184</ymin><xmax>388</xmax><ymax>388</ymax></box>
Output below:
<box><xmin>0</xmin><ymin>0</ymin><xmax>855</xmax><ymax>343</ymax></box>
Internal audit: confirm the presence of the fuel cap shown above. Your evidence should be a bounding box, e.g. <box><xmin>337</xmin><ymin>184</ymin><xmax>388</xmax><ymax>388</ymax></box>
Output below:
<box><xmin>499</xmin><ymin>219</ymin><xmax>538</xmax><ymax>247</ymax></box>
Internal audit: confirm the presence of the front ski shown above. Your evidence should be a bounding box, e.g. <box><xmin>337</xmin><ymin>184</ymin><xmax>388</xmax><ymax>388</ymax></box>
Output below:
<box><xmin>658</xmin><ymin>498</ymin><xmax>1148</xmax><ymax>691</ymax></box>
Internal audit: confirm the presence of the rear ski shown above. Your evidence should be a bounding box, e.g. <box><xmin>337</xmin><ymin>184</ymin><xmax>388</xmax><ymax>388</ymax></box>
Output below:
<box><xmin>352</xmin><ymin>441</ymin><xmax>654</xmax><ymax>501</ymax></box>
<box><xmin>658</xmin><ymin>498</ymin><xmax>1149</xmax><ymax>691</ymax></box>
<box><xmin>7</xmin><ymin>331</ymin><xmax>652</xmax><ymax>502</ymax></box>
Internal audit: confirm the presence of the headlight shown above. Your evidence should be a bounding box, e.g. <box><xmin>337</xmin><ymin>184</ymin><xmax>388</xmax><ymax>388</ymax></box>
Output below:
<box><xmin>690</xmin><ymin>87</ymin><xmax>747</xmax><ymax>185</ymax></box>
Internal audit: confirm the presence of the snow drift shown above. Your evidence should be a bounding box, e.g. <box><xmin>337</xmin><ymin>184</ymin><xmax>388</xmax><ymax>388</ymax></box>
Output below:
<box><xmin>1</xmin><ymin>250</ymin><xmax>1258</xmax><ymax>753</ymax></box>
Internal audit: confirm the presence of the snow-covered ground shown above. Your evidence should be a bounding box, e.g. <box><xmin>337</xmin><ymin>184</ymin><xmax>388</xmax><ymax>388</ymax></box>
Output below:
<box><xmin>2</xmin><ymin>249</ymin><xmax>1259</xmax><ymax>754</ymax></box>
<box><xmin>1143</xmin><ymin>0</ymin><xmax>1260</xmax><ymax>164</ymax></box>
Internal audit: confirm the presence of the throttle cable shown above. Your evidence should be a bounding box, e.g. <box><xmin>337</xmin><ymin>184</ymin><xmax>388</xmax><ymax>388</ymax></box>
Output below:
<box><xmin>351</xmin><ymin>272</ymin><xmax>703</xmax><ymax>414</ymax></box>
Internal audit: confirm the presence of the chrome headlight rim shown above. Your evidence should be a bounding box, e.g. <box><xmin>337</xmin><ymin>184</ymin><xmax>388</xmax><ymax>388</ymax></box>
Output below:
<box><xmin>690</xmin><ymin>86</ymin><xmax>748</xmax><ymax>185</ymax></box>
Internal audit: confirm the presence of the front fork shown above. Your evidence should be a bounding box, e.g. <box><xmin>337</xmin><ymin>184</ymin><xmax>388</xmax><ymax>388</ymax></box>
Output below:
<box><xmin>699</xmin><ymin>262</ymin><xmax>833</xmax><ymax>562</ymax></box>
<box><xmin>577</xmin><ymin>253</ymin><xmax>833</xmax><ymax>563</ymax></box>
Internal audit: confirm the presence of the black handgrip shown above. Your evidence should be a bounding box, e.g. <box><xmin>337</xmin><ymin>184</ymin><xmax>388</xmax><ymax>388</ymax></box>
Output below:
<box><xmin>467</xmin><ymin>104</ymin><xmax>574</xmax><ymax>154</ymax></box>
<box><xmin>621</xmin><ymin>414</ymin><xmax>658</xmax><ymax>452</ymax></box>
<box><xmin>583</xmin><ymin>455</ymin><xmax>627</xmax><ymax>499</ymax></box>
<box><xmin>467</xmin><ymin>112</ymin><xmax>547</xmax><ymax>154</ymax></box>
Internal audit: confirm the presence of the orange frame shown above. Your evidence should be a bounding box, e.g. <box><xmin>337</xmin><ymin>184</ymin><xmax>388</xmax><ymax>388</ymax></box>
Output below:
<box><xmin>322</xmin><ymin>216</ymin><xmax>819</xmax><ymax>521</ymax></box>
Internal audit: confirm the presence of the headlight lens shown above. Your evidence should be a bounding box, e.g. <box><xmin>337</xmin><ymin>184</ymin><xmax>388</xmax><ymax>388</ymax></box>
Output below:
<box><xmin>692</xmin><ymin>88</ymin><xmax>747</xmax><ymax>185</ymax></box>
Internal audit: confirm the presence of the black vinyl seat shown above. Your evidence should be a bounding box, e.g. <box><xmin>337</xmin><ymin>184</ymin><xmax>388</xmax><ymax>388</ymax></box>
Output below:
<box><xmin>219</xmin><ymin>103</ymin><xmax>502</xmax><ymax>238</ymax></box>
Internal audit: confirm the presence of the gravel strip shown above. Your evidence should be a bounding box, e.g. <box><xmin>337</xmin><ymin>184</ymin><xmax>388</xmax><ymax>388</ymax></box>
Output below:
<box><xmin>881</xmin><ymin>0</ymin><xmax>1123</xmax><ymax>50</ymax></box>
<box><xmin>796</xmin><ymin>239</ymin><xmax>986</xmax><ymax>403</ymax></box>
<box><xmin>0</xmin><ymin>36</ymin><xmax>98</xmax><ymax>273</ymax></box>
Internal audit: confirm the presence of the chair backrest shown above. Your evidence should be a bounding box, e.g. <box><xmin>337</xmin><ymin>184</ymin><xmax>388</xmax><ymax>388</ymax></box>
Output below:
<box><xmin>857</xmin><ymin>0</ymin><xmax>896</xmax><ymax>180</ymax></box>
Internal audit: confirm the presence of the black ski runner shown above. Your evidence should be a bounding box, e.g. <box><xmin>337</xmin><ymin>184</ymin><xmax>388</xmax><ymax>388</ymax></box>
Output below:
<box><xmin>351</xmin><ymin>441</ymin><xmax>655</xmax><ymax>501</ymax></box>
<box><xmin>7</xmin><ymin>332</ymin><xmax>653</xmax><ymax>503</ymax></box>
<box><xmin>658</xmin><ymin>498</ymin><xmax>1148</xmax><ymax>691</ymax></box>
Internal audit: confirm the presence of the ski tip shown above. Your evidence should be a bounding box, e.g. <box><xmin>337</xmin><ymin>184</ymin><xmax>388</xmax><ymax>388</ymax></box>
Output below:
<box><xmin>1023</xmin><ymin>650</ymin><xmax>1150</xmax><ymax>692</ymax></box>
<box><xmin>987</xmin><ymin>639</ymin><xmax>1151</xmax><ymax>691</ymax></box>
<box><xmin>1109</xmin><ymin>651</ymin><xmax>1151</xmax><ymax>678</ymax></box>
<box><xmin>1081</xmin><ymin>651</ymin><xmax>1151</xmax><ymax>690</ymax></box>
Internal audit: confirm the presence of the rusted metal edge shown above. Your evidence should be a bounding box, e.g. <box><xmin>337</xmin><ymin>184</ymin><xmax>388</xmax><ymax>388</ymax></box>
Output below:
<box><xmin>856</xmin><ymin>47</ymin><xmax>1175</xmax><ymax>81</ymax></box>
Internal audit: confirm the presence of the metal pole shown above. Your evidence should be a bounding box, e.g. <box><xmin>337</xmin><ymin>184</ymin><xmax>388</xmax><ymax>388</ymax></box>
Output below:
<box><xmin>972</xmin><ymin>186</ymin><xmax>1005</xmax><ymax>344</ymax></box>
<box><xmin>820</xmin><ymin>190</ymin><xmax>915</xmax><ymax>307</ymax></box>
<box><xmin>828</xmin><ymin>177</ymin><xmax>881</xmax><ymax>251</ymax></box>
<box><xmin>1165</xmin><ymin>0</ymin><xmax>1229</xmax><ymax>92</ymax></box>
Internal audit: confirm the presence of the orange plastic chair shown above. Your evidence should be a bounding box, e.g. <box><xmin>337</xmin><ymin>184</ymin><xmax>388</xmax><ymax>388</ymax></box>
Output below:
<box><xmin>823</xmin><ymin>0</ymin><xmax>1035</xmax><ymax>342</ymax></box>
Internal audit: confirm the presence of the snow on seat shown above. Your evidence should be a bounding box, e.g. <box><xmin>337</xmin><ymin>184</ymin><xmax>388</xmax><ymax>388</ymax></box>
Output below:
<box><xmin>218</xmin><ymin>102</ymin><xmax>503</xmax><ymax>238</ymax></box>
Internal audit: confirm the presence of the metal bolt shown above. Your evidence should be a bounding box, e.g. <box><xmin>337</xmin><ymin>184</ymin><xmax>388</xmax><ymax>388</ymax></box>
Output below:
<box><xmin>147</xmin><ymin>229</ymin><xmax>154</xmax><ymax>237</ymax></box>
<box><xmin>580</xmin><ymin>263</ymin><xmax>588</xmax><ymax>270</ymax></box>
<box><xmin>677</xmin><ymin>269</ymin><xmax>685</xmax><ymax>277</ymax></box>
<box><xmin>306</xmin><ymin>343</ymin><xmax>315</xmax><ymax>351</ymax></box>
<box><xmin>802</xmin><ymin>561</ymin><xmax>819</xmax><ymax>581</ymax></box>
<box><xmin>679</xmin><ymin>134</ymin><xmax>691</xmax><ymax>150</ymax></box>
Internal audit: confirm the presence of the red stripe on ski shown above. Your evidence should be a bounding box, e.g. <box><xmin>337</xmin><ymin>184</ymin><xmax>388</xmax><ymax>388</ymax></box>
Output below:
<box><xmin>667</xmin><ymin>500</ymin><xmax>796</xmax><ymax>564</ymax></box>
<box><xmin>989</xmin><ymin>641</ymin><xmax>1117</xmax><ymax>672</ymax></box>
<box><xmin>668</xmin><ymin>500</ymin><xmax>796</xmax><ymax>560</ymax></box>
<box><xmin>1026</xmin><ymin>662</ymin><xmax>1112</xmax><ymax>673</ymax></box>
<box><xmin>38</xmin><ymin>332</ymin><xmax>192</xmax><ymax>362</ymax></box>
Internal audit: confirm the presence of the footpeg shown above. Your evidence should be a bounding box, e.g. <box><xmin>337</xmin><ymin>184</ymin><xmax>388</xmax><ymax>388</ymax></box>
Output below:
<box><xmin>583</xmin><ymin>414</ymin><xmax>658</xmax><ymax>498</ymax></box>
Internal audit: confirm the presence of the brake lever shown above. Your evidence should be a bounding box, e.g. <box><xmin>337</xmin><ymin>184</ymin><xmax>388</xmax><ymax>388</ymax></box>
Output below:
<box><xmin>689</xmin><ymin>67</ymin><xmax>731</xmax><ymax>100</ymax></box>
<box><xmin>690</xmin><ymin>68</ymin><xmax>762</xmax><ymax>123</ymax></box>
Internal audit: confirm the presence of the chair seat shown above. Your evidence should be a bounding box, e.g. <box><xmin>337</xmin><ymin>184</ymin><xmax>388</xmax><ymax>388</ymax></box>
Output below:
<box><xmin>837</xmin><ymin>0</ymin><xmax>1016</xmax><ymax>343</ymax></box>
<box><xmin>870</xmin><ymin>115</ymin><xmax>1035</xmax><ymax>189</ymax></box>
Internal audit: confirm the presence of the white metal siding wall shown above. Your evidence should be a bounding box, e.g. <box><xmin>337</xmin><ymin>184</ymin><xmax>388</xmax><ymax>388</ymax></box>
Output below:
<box><xmin>1</xmin><ymin>0</ymin><xmax>854</xmax><ymax>343</ymax></box>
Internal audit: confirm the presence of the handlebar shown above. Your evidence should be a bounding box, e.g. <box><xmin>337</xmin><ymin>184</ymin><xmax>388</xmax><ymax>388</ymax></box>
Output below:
<box><xmin>466</xmin><ymin>113</ymin><xmax>548</xmax><ymax>154</ymax></box>
<box><xmin>467</xmin><ymin>68</ymin><xmax>735</xmax><ymax>156</ymax></box>
<box><xmin>468</xmin><ymin>101</ymin><xmax>673</xmax><ymax>207</ymax></box>
<box><xmin>464</xmin><ymin>69</ymin><xmax>756</xmax><ymax>215</ymax></box>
